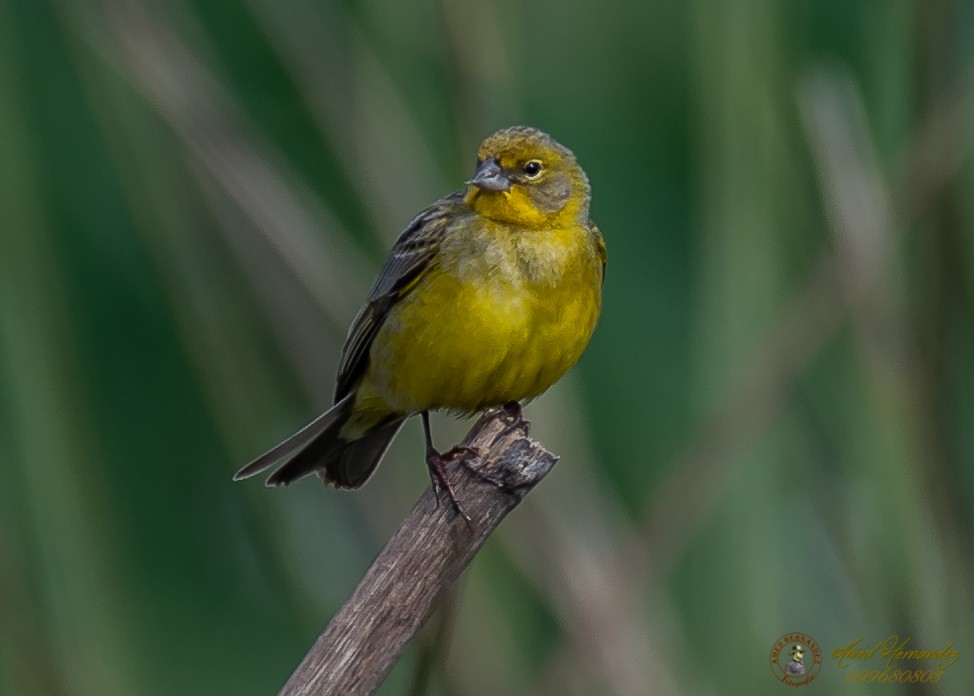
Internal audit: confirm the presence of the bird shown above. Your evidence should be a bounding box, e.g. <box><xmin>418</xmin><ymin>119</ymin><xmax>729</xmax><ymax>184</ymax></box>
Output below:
<box><xmin>235</xmin><ymin>126</ymin><xmax>605</xmax><ymax>513</ymax></box>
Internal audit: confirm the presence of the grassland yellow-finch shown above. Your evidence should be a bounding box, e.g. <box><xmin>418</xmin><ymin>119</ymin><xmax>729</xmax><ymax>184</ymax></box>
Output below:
<box><xmin>235</xmin><ymin>126</ymin><xmax>605</xmax><ymax>511</ymax></box>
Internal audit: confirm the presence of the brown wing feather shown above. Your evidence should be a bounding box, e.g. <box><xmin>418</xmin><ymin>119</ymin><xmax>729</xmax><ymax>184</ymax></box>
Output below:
<box><xmin>590</xmin><ymin>222</ymin><xmax>606</xmax><ymax>283</ymax></box>
<box><xmin>334</xmin><ymin>190</ymin><xmax>466</xmax><ymax>400</ymax></box>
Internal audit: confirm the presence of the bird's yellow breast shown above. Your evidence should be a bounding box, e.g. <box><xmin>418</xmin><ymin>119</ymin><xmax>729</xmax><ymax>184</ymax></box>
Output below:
<box><xmin>362</xmin><ymin>218</ymin><xmax>602</xmax><ymax>416</ymax></box>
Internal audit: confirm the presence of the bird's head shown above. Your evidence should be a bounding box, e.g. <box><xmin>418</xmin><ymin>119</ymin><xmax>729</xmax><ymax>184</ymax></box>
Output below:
<box><xmin>464</xmin><ymin>126</ymin><xmax>591</xmax><ymax>229</ymax></box>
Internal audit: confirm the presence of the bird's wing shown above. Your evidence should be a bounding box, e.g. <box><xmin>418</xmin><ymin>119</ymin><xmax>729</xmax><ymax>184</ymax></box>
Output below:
<box><xmin>334</xmin><ymin>190</ymin><xmax>466</xmax><ymax>401</ymax></box>
<box><xmin>591</xmin><ymin>222</ymin><xmax>606</xmax><ymax>283</ymax></box>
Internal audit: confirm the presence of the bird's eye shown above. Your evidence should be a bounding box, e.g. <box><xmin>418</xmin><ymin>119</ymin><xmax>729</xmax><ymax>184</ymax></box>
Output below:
<box><xmin>522</xmin><ymin>160</ymin><xmax>543</xmax><ymax>179</ymax></box>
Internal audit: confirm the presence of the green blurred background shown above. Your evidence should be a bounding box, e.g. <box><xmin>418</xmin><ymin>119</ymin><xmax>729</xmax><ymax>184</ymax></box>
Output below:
<box><xmin>2</xmin><ymin>0</ymin><xmax>973</xmax><ymax>693</ymax></box>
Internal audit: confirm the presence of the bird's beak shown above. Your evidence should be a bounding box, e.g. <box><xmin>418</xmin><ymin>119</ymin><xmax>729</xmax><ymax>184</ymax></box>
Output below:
<box><xmin>468</xmin><ymin>156</ymin><xmax>511</xmax><ymax>192</ymax></box>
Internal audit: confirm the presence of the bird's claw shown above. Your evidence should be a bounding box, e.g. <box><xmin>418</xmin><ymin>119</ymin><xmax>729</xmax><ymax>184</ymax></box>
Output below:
<box><xmin>490</xmin><ymin>401</ymin><xmax>530</xmax><ymax>446</ymax></box>
<box><xmin>426</xmin><ymin>446</ymin><xmax>475</xmax><ymax>523</ymax></box>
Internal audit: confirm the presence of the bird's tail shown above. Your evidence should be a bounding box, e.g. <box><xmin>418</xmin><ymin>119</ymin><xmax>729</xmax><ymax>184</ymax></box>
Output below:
<box><xmin>233</xmin><ymin>394</ymin><xmax>404</xmax><ymax>489</ymax></box>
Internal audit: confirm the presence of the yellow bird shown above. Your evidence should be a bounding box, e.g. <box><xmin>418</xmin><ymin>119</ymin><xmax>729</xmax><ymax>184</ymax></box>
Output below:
<box><xmin>235</xmin><ymin>126</ymin><xmax>605</xmax><ymax>509</ymax></box>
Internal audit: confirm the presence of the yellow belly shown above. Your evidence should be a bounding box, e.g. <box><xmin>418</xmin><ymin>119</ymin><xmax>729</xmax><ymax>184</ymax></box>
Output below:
<box><xmin>361</xmin><ymin>233</ymin><xmax>601</xmax><ymax>416</ymax></box>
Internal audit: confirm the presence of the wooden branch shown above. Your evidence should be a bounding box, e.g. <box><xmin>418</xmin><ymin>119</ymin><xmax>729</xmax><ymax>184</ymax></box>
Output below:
<box><xmin>278</xmin><ymin>408</ymin><xmax>559</xmax><ymax>696</ymax></box>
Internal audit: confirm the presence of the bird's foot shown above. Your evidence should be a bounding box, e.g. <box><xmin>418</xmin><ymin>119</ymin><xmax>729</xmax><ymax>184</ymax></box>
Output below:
<box><xmin>493</xmin><ymin>401</ymin><xmax>530</xmax><ymax>442</ymax></box>
<box><xmin>425</xmin><ymin>404</ymin><xmax>531</xmax><ymax>519</ymax></box>
<box><xmin>426</xmin><ymin>445</ymin><xmax>480</xmax><ymax>523</ymax></box>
